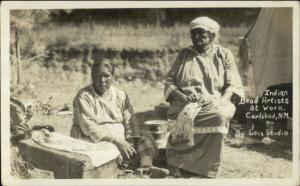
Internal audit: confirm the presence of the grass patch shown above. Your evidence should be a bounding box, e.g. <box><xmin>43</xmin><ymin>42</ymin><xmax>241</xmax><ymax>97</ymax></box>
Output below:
<box><xmin>22</xmin><ymin>23</ymin><xmax>249</xmax><ymax>58</ymax></box>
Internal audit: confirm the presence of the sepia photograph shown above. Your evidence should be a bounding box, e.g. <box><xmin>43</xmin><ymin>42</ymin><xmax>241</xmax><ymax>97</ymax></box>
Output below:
<box><xmin>1</xmin><ymin>1</ymin><xmax>299</xmax><ymax>186</ymax></box>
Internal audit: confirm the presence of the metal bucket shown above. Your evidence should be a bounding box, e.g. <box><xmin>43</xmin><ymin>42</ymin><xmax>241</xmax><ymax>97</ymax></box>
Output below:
<box><xmin>144</xmin><ymin>120</ymin><xmax>167</xmax><ymax>140</ymax></box>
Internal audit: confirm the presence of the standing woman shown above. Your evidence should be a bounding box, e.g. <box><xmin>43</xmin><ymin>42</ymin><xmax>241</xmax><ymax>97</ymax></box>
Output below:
<box><xmin>165</xmin><ymin>17</ymin><xmax>244</xmax><ymax>178</ymax></box>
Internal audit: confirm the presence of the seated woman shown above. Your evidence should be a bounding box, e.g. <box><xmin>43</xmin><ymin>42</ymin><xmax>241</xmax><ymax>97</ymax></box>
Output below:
<box><xmin>70</xmin><ymin>58</ymin><xmax>169</xmax><ymax>178</ymax></box>
<box><xmin>165</xmin><ymin>17</ymin><xmax>244</xmax><ymax>178</ymax></box>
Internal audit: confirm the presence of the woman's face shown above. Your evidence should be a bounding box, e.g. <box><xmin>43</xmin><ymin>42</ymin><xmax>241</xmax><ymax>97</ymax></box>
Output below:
<box><xmin>92</xmin><ymin>66</ymin><xmax>113</xmax><ymax>95</ymax></box>
<box><xmin>190</xmin><ymin>28</ymin><xmax>214</xmax><ymax>51</ymax></box>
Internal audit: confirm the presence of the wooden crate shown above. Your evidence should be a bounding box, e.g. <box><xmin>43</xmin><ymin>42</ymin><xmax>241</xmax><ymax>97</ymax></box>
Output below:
<box><xmin>18</xmin><ymin>139</ymin><xmax>119</xmax><ymax>179</ymax></box>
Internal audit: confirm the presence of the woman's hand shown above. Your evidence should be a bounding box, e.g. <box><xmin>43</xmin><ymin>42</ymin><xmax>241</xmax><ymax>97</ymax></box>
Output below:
<box><xmin>171</xmin><ymin>90</ymin><xmax>189</xmax><ymax>103</ymax></box>
<box><xmin>171</xmin><ymin>90</ymin><xmax>199</xmax><ymax>103</ymax></box>
<box><xmin>126</xmin><ymin>136</ymin><xmax>140</xmax><ymax>147</ymax></box>
<box><xmin>185</xmin><ymin>94</ymin><xmax>198</xmax><ymax>102</ymax></box>
<box><xmin>112</xmin><ymin>137</ymin><xmax>136</xmax><ymax>159</ymax></box>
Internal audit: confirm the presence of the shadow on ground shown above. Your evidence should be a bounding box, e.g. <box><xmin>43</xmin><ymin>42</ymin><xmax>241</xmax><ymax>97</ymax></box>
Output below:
<box><xmin>225</xmin><ymin>133</ymin><xmax>292</xmax><ymax>161</ymax></box>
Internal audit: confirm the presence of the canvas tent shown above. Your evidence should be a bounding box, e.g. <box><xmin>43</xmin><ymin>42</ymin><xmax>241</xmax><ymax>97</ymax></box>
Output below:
<box><xmin>246</xmin><ymin>8</ymin><xmax>292</xmax><ymax>96</ymax></box>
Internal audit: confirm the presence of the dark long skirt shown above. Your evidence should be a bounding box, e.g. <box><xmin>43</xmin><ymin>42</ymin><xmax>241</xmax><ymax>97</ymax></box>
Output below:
<box><xmin>166</xmin><ymin>102</ymin><xmax>235</xmax><ymax>178</ymax></box>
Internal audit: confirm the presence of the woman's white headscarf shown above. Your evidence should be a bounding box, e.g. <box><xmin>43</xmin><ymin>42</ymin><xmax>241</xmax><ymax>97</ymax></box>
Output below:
<box><xmin>189</xmin><ymin>16</ymin><xmax>220</xmax><ymax>35</ymax></box>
